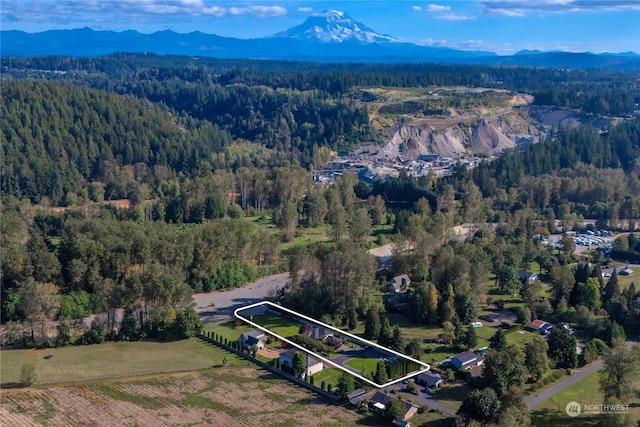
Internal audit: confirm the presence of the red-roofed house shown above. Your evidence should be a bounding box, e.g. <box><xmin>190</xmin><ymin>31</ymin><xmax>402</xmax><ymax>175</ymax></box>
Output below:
<box><xmin>526</xmin><ymin>319</ymin><xmax>550</xmax><ymax>332</ymax></box>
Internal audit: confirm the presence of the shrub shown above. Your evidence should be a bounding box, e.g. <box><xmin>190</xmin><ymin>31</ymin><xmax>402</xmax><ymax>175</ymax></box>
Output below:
<box><xmin>173</xmin><ymin>308</ymin><xmax>203</xmax><ymax>339</ymax></box>
<box><xmin>406</xmin><ymin>381</ymin><xmax>420</xmax><ymax>395</ymax></box>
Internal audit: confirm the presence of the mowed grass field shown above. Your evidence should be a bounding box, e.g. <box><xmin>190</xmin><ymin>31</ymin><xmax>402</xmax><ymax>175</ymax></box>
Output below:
<box><xmin>0</xmin><ymin>338</ymin><xmax>246</xmax><ymax>387</ymax></box>
<box><xmin>252</xmin><ymin>312</ymin><xmax>302</xmax><ymax>338</ymax></box>
<box><xmin>532</xmin><ymin>370</ymin><xmax>640</xmax><ymax>427</ymax></box>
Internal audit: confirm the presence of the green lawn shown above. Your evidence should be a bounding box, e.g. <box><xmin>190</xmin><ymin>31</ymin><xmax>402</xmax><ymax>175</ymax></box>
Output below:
<box><xmin>203</xmin><ymin>312</ymin><xmax>301</xmax><ymax>347</ymax></box>
<box><xmin>527</xmin><ymin>261</ymin><xmax>542</xmax><ymax>275</ymax></box>
<box><xmin>430</xmin><ymin>381</ymin><xmax>472</xmax><ymax>411</ymax></box>
<box><xmin>507</xmin><ymin>329</ymin><xmax>538</xmax><ymax>347</ymax></box>
<box><xmin>531</xmin><ymin>370</ymin><xmax>640</xmax><ymax>426</ymax></box>
<box><xmin>203</xmin><ymin>319</ymin><xmax>251</xmax><ymax>344</ymax></box>
<box><xmin>609</xmin><ymin>261</ymin><xmax>637</xmax><ymax>290</ymax></box>
<box><xmin>312</xmin><ymin>367</ymin><xmax>342</xmax><ymax>390</ymax></box>
<box><xmin>252</xmin><ymin>312</ymin><xmax>301</xmax><ymax>338</ymax></box>
<box><xmin>422</xmin><ymin>344</ymin><xmax>460</xmax><ymax>364</ymax></box>
<box><xmin>344</xmin><ymin>357</ymin><xmax>380</xmax><ymax>376</ymax></box>
<box><xmin>0</xmin><ymin>339</ymin><xmax>246</xmax><ymax>387</ymax></box>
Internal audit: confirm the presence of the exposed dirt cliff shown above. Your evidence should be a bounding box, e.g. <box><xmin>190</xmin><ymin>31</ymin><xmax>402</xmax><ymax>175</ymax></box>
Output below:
<box><xmin>381</xmin><ymin>111</ymin><xmax>530</xmax><ymax>159</ymax></box>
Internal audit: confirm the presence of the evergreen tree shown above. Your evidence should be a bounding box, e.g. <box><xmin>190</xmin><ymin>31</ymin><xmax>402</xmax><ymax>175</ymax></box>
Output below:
<box><xmin>390</xmin><ymin>325</ymin><xmax>403</xmax><ymax>352</ymax></box>
<box><xmin>374</xmin><ymin>360</ymin><xmax>389</xmax><ymax>385</ymax></box>
<box><xmin>464</xmin><ymin>325</ymin><xmax>478</xmax><ymax>349</ymax></box>
<box><xmin>604</xmin><ymin>271</ymin><xmax>622</xmax><ymax>306</ymax></box>
<box><xmin>292</xmin><ymin>352</ymin><xmax>306</xmax><ymax>378</ymax></box>
<box><xmin>490</xmin><ymin>328</ymin><xmax>507</xmax><ymax>351</ymax></box>
<box><xmin>547</xmin><ymin>327</ymin><xmax>578</xmax><ymax>369</ymax></box>
<box><xmin>455</xmin><ymin>292</ymin><xmax>478</xmax><ymax>324</ymax></box>
<box><xmin>364</xmin><ymin>308</ymin><xmax>381</xmax><ymax>340</ymax></box>
<box><xmin>574</xmin><ymin>262</ymin><xmax>590</xmax><ymax>284</ymax></box>
<box><xmin>608</xmin><ymin>321</ymin><xmax>627</xmax><ymax>345</ymax></box>
<box><xmin>378</xmin><ymin>317</ymin><xmax>393</xmax><ymax>347</ymax></box>
<box><xmin>347</xmin><ymin>309</ymin><xmax>358</xmax><ymax>330</ymax></box>
<box><xmin>336</xmin><ymin>371</ymin><xmax>355</xmax><ymax>400</ymax></box>
<box><xmin>623</xmin><ymin>282</ymin><xmax>636</xmax><ymax>304</ymax></box>
<box><xmin>439</xmin><ymin>283</ymin><xmax>456</xmax><ymax>323</ymax></box>
<box><xmin>591</xmin><ymin>264</ymin><xmax>605</xmax><ymax>287</ymax></box>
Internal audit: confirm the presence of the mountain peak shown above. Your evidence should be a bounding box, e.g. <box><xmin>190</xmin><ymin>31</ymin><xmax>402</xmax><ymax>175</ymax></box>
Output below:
<box><xmin>324</xmin><ymin>9</ymin><xmax>345</xmax><ymax>18</ymax></box>
<box><xmin>271</xmin><ymin>9</ymin><xmax>399</xmax><ymax>44</ymax></box>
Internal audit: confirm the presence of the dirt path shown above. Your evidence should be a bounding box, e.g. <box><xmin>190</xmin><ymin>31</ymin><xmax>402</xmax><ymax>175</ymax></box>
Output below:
<box><xmin>193</xmin><ymin>272</ymin><xmax>290</xmax><ymax>322</ymax></box>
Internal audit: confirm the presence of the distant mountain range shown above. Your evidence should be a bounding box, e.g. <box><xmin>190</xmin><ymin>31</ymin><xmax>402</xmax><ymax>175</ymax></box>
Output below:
<box><xmin>2</xmin><ymin>9</ymin><xmax>639</xmax><ymax>68</ymax></box>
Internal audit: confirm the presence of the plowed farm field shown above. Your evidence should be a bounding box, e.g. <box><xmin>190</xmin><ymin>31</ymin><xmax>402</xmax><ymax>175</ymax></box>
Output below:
<box><xmin>0</xmin><ymin>368</ymin><xmax>361</xmax><ymax>427</ymax></box>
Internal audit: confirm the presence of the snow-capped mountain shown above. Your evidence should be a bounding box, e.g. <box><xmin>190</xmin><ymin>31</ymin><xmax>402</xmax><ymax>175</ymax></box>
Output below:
<box><xmin>2</xmin><ymin>9</ymin><xmax>638</xmax><ymax>68</ymax></box>
<box><xmin>271</xmin><ymin>9</ymin><xmax>399</xmax><ymax>44</ymax></box>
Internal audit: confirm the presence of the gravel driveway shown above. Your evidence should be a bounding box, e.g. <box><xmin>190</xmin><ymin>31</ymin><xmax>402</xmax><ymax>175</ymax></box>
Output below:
<box><xmin>193</xmin><ymin>272</ymin><xmax>290</xmax><ymax>322</ymax></box>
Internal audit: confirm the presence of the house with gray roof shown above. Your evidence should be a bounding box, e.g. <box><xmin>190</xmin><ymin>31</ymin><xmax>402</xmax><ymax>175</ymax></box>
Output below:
<box><xmin>415</xmin><ymin>371</ymin><xmax>443</xmax><ymax>388</ymax></box>
<box><xmin>450</xmin><ymin>351</ymin><xmax>483</xmax><ymax>370</ymax></box>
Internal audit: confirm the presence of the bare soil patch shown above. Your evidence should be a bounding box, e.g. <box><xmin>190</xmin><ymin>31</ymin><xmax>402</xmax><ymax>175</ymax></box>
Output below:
<box><xmin>258</xmin><ymin>347</ymin><xmax>281</xmax><ymax>359</ymax></box>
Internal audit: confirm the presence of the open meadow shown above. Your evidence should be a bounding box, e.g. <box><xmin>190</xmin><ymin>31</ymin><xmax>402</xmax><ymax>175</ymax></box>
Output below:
<box><xmin>0</xmin><ymin>339</ymin><xmax>240</xmax><ymax>387</ymax></box>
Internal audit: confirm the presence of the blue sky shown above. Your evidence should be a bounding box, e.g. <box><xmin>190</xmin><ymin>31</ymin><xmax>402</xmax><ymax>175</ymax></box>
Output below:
<box><xmin>1</xmin><ymin>0</ymin><xmax>639</xmax><ymax>54</ymax></box>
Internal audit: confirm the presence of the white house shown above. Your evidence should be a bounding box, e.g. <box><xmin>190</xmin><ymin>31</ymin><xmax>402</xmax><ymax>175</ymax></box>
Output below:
<box><xmin>279</xmin><ymin>349</ymin><xmax>324</xmax><ymax>377</ymax></box>
<box><xmin>238</xmin><ymin>330</ymin><xmax>266</xmax><ymax>351</ymax></box>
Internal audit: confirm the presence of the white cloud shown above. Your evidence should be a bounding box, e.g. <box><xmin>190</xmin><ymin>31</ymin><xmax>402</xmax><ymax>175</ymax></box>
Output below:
<box><xmin>423</xmin><ymin>3</ymin><xmax>475</xmax><ymax>20</ymax></box>
<box><xmin>480</xmin><ymin>0</ymin><xmax>640</xmax><ymax>16</ymax></box>
<box><xmin>426</xmin><ymin>4</ymin><xmax>451</xmax><ymax>13</ymax></box>
<box><xmin>226</xmin><ymin>5</ymin><xmax>286</xmax><ymax>17</ymax></box>
<box><xmin>412</xmin><ymin>5</ymin><xmax>422</xmax><ymax>12</ymax></box>
<box><xmin>298</xmin><ymin>6</ymin><xmax>313</xmax><ymax>13</ymax></box>
<box><xmin>416</xmin><ymin>38</ymin><xmax>448</xmax><ymax>47</ymax></box>
<box><xmin>439</xmin><ymin>13</ymin><xmax>476</xmax><ymax>21</ymax></box>
<box><xmin>1</xmin><ymin>1</ymin><xmax>288</xmax><ymax>20</ymax></box>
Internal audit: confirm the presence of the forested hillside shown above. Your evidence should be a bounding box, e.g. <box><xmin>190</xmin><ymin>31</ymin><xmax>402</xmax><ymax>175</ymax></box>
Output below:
<box><xmin>2</xmin><ymin>55</ymin><xmax>640</xmax><ymax>382</ymax></box>
<box><xmin>1</xmin><ymin>81</ymin><xmax>231</xmax><ymax>205</ymax></box>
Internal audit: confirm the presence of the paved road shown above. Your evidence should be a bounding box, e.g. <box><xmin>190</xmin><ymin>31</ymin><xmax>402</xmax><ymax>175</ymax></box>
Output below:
<box><xmin>526</xmin><ymin>359</ymin><xmax>604</xmax><ymax>408</ymax></box>
<box><xmin>193</xmin><ymin>272</ymin><xmax>290</xmax><ymax>322</ymax></box>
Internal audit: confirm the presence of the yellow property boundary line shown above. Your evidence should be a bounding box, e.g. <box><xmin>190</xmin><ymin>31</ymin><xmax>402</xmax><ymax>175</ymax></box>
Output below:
<box><xmin>234</xmin><ymin>300</ymin><xmax>430</xmax><ymax>388</ymax></box>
